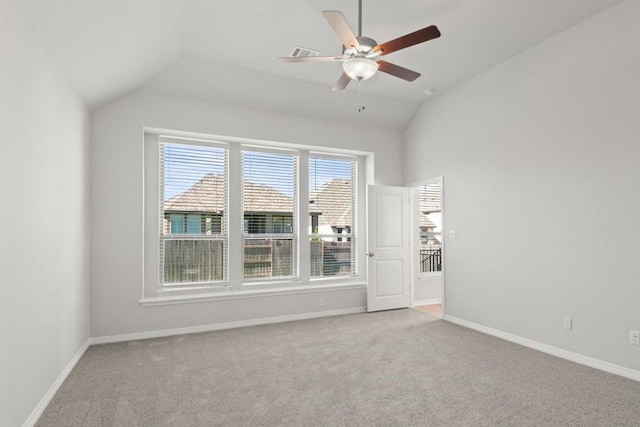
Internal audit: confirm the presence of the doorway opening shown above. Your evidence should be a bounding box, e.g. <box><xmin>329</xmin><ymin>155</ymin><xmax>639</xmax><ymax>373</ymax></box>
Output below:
<box><xmin>410</xmin><ymin>177</ymin><xmax>443</xmax><ymax>319</ymax></box>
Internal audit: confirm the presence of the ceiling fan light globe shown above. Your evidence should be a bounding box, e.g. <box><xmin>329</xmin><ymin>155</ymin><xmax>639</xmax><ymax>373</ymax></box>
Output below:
<box><xmin>343</xmin><ymin>57</ymin><xmax>379</xmax><ymax>81</ymax></box>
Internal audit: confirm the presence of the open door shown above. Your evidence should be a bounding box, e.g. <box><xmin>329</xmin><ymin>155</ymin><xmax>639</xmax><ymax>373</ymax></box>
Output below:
<box><xmin>367</xmin><ymin>185</ymin><xmax>411</xmax><ymax>312</ymax></box>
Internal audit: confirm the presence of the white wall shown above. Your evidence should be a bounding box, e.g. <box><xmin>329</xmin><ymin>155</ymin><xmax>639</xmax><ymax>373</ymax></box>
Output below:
<box><xmin>414</xmin><ymin>276</ymin><xmax>441</xmax><ymax>304</ymax></box>
<box><xmin>404</xmin><ymin>0</ymin><xmax>640</xmax><ymax>371</ymax></box>
<box><xmin>0</xmin><ymin>0</ymin><xmax>90</xmax><ymax>425</ymax></box>
<box><xmin>90</xmin><ymin>92</ymin><xmax>403</xmax><ymax>338</ymax></box>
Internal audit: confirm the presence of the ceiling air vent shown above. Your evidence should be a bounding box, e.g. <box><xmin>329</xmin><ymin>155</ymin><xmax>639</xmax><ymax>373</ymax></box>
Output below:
<box><xmin>290</xmin><ymin>46</ymin><xmax>320</xmax><ymax>58</ymax></box>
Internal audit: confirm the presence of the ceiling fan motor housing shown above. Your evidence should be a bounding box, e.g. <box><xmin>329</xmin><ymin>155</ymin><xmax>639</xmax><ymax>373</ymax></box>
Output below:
<box><xmin>345</xmin><ymin>36</ymin><xmax>378</xmax><ymax>55</ymax></box>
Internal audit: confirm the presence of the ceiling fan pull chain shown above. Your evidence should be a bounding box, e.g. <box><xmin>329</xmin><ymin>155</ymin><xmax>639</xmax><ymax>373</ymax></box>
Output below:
<box><xmin>358</xmin><ymin>80</ymin><xmax>366</xmax><ymax>113</ymax></box>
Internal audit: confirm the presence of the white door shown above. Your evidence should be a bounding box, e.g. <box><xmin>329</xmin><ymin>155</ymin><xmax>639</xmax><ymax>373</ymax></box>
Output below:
<box><xmin>367</xmin><ymin>185</ymin><xmax>411</xmax><ymax>312</ymax></box>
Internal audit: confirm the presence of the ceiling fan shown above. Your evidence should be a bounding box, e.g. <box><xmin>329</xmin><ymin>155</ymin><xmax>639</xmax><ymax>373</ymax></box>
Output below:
<box><xmin>279</xmin><ymin>0</ymin><xmax>441</xmax><ymax>91</ymax></box>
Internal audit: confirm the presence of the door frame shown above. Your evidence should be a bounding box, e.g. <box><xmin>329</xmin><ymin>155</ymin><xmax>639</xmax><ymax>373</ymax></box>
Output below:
<box><xmin>407</xmin><ymin>176</ymin><xmax>445</xmax><ymax>317</ymax></box>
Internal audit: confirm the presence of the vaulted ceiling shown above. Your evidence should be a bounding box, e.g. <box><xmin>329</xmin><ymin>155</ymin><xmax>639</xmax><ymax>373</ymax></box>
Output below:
<box><xmin>17</xmin><ymin>0</ymin><xmax>624</xmax><ymax>130</ymax></box>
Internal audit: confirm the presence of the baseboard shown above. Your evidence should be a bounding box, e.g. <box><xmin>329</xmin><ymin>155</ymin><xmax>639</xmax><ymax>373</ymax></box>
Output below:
<box><xmin>444</xmin><ymin>315</ymin><xmax>640</xmax><ymax>383</ymax></box>
<box><xmin>91</xmin><ymin>307</ymin><xmax>367</xmax><ymax>344</ymax></box>
<box><xmin>413</xmin><ymin>298</ymin><xmax>442</xmax><ymax>307</ymax></box>
<box><xmin>22</xmin><ymin>338</ymin><xmax>91</xmax><ymax>427</ymax></box>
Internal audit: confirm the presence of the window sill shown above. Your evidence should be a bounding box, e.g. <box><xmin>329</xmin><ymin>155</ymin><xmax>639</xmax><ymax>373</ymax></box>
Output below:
<box><xmin>139</xmin><ymin>281</ymin><xmax>367</xmax><ymax>307</ymax></box>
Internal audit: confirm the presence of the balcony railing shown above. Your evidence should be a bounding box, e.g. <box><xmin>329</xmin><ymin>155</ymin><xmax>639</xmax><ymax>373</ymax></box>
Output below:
<box><xmin>420</xmin><ymin>248</ymin><xmax>442</xmax><ymax>273</ymax></box>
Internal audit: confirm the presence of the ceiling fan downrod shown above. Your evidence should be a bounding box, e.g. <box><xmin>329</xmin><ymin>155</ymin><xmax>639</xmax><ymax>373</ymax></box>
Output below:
<box><xmin>358</xmin><ymin>0</ymin><xmax>362</xmax><ymax>37</ymax></box>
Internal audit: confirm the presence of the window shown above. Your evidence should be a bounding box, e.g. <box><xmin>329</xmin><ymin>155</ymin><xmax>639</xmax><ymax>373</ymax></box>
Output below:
<box><xmin>242</xmin><ymin>149</ymin><xmax>298</xmax><ymax>279</ymax></box>
<box><xmin>160</xmin><ymin>142</ymin><xmax>228</xmax><ymax>285</ymax></box>
<box><xmin>418</xmin><ymin>181</ymin><xmax>442</xmax><ymax>273</ymax></box>
<box><xmin>272</xmin><ymin>215</ymin><xmax>293</xmax><ymax>234</ymax></box>
<box><xmin>309</xmin><ymin>156</ymin><xmax>357</xmax><ymax>278</ymax></box>
<box><xmin>145</xmin><ymin>132</ymin><xmax>366</xmax><ymax>300</ymax></box>
<box><xmin>165</xmin><ymin>213</ymin><xmax>223</xmax><ymax>234</ymax></box>
<box><xmin>243</xmin><ymin>214</ymin><xmax>267</xmax><ymax>234</ymax></box>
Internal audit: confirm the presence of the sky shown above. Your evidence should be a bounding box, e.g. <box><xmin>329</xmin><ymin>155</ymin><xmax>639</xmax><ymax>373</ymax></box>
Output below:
<box><xmin>163</xmin><ymin>143</ymin><xmax>224</xmax><ymax>200</ymax></box>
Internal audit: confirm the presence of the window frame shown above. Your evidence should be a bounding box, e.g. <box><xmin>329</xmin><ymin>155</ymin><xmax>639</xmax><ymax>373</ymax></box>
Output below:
<box><xmin>143</xmin><ymin>131</ymin><xmax>368</xmax><ymax>304</ymax></box>
<box><xmin>241</xmin><ymin>146</ymin><xmax>299</xmax><ymax>283</ymax></box>
<box><xmin>158</xmin><ymin>136</ymin><xmax>230</xmax><ymax>289</ymax></box>
<box><xmin>308</xmin><ymin>153</ymin><xmax>358</xmax><ymax>281</ymax></box>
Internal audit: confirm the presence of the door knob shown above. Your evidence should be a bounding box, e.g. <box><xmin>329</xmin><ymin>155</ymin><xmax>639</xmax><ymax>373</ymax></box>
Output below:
<box><xmin>367</xmin><ymin>252</ymin><xmax>374</xmax><ymax>257</ymax></box>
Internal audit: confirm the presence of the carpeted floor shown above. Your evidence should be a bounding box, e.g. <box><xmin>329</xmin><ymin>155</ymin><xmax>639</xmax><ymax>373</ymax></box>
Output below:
<box><xmin>414</xmin><ymin>304</ymin><xmax>442</xmax><ymax>318</ymax></box>
<box><xmin>37</xmin><ymin>309</ymin><xmax>640</xmax><ymax>426</ymax></box>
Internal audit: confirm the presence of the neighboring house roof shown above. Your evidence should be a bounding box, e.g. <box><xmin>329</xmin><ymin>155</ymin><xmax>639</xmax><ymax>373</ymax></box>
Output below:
<box><xmin>419</xmin><ymin>214</ymin><xmax>437</xmax><ymax>230</ymax></box>
<box><xmin>166</xmin><ymin>174</ymin><xmax>354</xmax><ymax>228</ymax></box>
<box><xmin>310</xmin><ymin>179</ymin><xmax>353</xmax><ymax>229</ymax></box>
<box><xmin>164</xmin><ymin>174</ymin><xmax>292</xmax><ymax>213</ymax></box>
<box><xmin>419</xmin><ymin>182</ymin><xmax>441</xmax><ymax>231</ymax></box>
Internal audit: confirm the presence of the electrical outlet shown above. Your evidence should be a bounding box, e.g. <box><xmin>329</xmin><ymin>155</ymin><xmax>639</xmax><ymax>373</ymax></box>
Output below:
<box><xmin>630</xmin><ymin>330</ymin><xmax>640</xmax><ymax>346</ymax></box>
<box><xmin>563</xmin><ymin>317</ymin><xmax>572</xmax><ymax>330</ymax></box>
<box><xmin>319</xmin><ymin>297</ymin><xmax>325</xmax><ymax>307</ymax></box>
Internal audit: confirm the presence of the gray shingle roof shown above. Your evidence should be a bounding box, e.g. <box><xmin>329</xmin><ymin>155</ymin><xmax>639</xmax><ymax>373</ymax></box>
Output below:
<box><xmin>164</xmin><ymin>174</ymin><xmax>292</xmax><ymax>213</ymax></box>
<box><xmin>310</xmin><ymin>179</ymin><xmax>353</xmax><ymax>228</ymax></box>
<box><xmin>165</xmin><ymin>174</ymin><xmax>354</xmax><ymax>230</ymax></box>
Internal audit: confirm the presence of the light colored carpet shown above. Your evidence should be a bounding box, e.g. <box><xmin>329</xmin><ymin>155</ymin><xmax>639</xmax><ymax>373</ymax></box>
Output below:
<box><xmin>37</xmin><ymin>309</ymin><xmax>640</xmax><ymax>426</ymax></box>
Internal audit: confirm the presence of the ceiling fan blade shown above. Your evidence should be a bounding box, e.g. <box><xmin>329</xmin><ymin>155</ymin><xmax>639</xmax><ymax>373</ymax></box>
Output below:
<box><xmin>279</xmin><ymin>56</ymin><xmax>343</xmax><ymax>63</ymax></box>
<box><xmin>322</xmin><ymin>11</ymin><xmax>360</xmax><ymax>49</ymax></box>
<box><xmin>377</xmin><ymin>60</ymin><xmax>421</xmax><ymax>82</ymax></box>
<box><xmin>374</xmin><ymin>25</ymin><xmax>441</xmax><ymax>56</ymax></box>
<box><xmin>332</xmin><ymin>72</ymin><xmax>352</xmax><ymax>91</ymax></box>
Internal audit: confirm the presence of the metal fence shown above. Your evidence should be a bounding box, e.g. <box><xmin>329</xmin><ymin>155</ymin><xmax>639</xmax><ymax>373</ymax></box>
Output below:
<box><xmin>420</xmin><ymin>248</ymin><xmax>442</xmax><ymax>273</ymax></box>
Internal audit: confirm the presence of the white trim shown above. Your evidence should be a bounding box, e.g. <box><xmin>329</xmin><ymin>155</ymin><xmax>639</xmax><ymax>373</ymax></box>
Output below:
<box><xmin>22</xmin><ymin>339</ymin><xmax>91</xmax><ymax>427</ymax></box>
<box><xmin>408</xmin><ymin>176</ymin><xmax>445</xmax><ymax>315</ymax></box>
<box><xmin>413</xmin><ymin>298</ymin><xmax>442</xmax><ymax>307</ymax></box>
<box><xmin>444</xmin><ymin>315</ymin><xmax>640</xmax><ymax>383</ymax></box>
<box><xmin>92</xmin><ymin>307</ymin><xmax>366</xmax><ymax>345</ymax></box>
<box><xmin>405</xmin><ymin>175</ymin><xmax>443</xmax><ymax>189</ymax></box>
<box><xmin>140</xmin><ymin>282</ymin><xmax>366</xmax><ymax>306</ymax></box>
<box><xmin>159</xmin><ymin>135</ymin><xmax>229</xmax><ymax>150</ymax></box>
<box><xmin>144</xmin><ymin>127</ymin><xmax>371</xmax><ymax>157</ymax></box>
<box><xmin>418</xmin><ymin>271</ymin><xmax>442</xmax><ymax>279</ymax></box>
<box><xmin>308</xmin><ymin>151</ymin><xmax>359</xmax><ymax>162</ymax></box>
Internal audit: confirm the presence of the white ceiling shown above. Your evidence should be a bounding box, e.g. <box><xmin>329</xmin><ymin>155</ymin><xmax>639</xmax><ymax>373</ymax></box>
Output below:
<box><xmin>18</xmin><ymin>0</ymin><xmax>624</xmax><ymax>130</ymax></box>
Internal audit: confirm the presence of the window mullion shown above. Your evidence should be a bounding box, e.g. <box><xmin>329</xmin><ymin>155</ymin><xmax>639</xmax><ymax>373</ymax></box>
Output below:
<box><xmin>298</xmin><ymin>151</ymin><xmax>310</xmax><ymax>282</ymax></box>
<box><xmin>228</xmin><ymin>144</ymin><xmax>243</xmax><ymax>289</ymax></box>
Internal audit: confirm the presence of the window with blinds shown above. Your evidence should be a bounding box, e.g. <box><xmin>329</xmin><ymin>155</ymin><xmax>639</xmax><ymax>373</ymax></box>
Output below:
<box><xmin>309</xmin><ymin>156</ymin><xmax>357</xmax><ymax>278</ymax></box>
<box><xmin>241</xmin><ymin>149</ymin><xmax>298</xmax><ymax>279</ymax></box>
<box><xmin>160</xmin><ymin>141</ymin><xmax>228</xmax><ymax>285</ymax></box>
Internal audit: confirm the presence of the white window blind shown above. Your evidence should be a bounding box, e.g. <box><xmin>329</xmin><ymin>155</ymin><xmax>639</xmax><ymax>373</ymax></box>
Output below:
<box><xmin>241</xmin><ymin>149</ymin><xmax>298</xmax><ymax>279</ymax></box>
<box><xmin>160</xmin><ymin>141</ymin><xmax>228</xmax><ymax>285</ymax></box>
<box><xmin>309</xmin><ymin>156</ymin><xmax>357</xmax><ymax>278</ymax></box>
